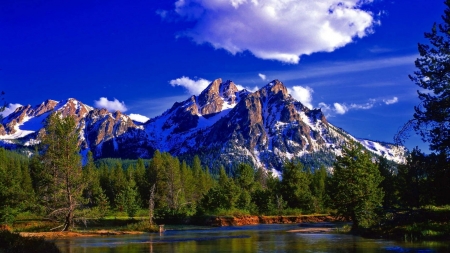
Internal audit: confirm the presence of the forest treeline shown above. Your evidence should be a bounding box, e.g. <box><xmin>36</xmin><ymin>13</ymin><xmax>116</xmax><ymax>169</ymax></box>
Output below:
<box><xmin>1</xmin><ymin>138</ymin><xmax>449</xmax><ymax>231</ymax></box>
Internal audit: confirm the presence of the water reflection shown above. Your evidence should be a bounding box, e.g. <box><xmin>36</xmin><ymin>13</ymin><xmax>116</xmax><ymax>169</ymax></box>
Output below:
<box><xmin>54</xmin><ymin>224</ymin><xmax>450</xmax><ymax>253</ymax></box>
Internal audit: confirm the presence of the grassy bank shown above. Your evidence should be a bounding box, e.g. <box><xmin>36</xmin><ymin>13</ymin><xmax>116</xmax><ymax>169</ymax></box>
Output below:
<box><xmin>362</xmin><ymin>206</ymin><xmax>450</xmax><ymax>241</ymax></box>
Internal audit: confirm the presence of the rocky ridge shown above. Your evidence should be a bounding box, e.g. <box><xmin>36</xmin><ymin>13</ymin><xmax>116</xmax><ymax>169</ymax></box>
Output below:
<box><xmin>0</xmin><ymin>79</ymin><xmax>406</xmax><ymax>171</ymax></box>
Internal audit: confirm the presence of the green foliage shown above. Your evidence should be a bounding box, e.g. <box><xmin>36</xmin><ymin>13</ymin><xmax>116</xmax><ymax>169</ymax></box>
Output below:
<box><xmin>0</xmin><ymin>148</ymin><xmax>36</xmax><ymax>224</ymax></box>
<box><xmin>310</xmin><ymin>165</ymin><xmax>328</xmax><ymax>213</ymax></box>
<box><xmin>327</xmin><ymin>141</ymin><xmax>384</xmax><ymax>230</ymax></box>
<box><xmin>280</xmin><ymin>160</ymin><xmax>313</xmax><ymax>212</ymax></box>
<box><xmin>234</xmin><ymin>163</ymin><xmax>255</xmax><ymax>191</ymax></box>
<box><xmin>198</xmin><ymin>167</ymin><xmax>239</xmax><ymax>214</ymax></box>
<box><xmin>377</xmin><ymin>157</ymin><xmax>398</xmax><ymax>208</ymax></box>
<box><xmin>406</xmin><ymin>0</ymin><xmax>450</xmax><ymax>155</ymax></box>
<box><xmin>397</xmin><ymin>148</ymin><xmax>429</xmax><ymax>208</ymax></box>
<box><xmin>123</xmin><ymin>220</ymin><xmax>159</xmax><ymax>232</ymax></box>
<box><xmin>115</xmin><ymin>177</ymin><xmax>140</xmax><ymax>218</ymax></box>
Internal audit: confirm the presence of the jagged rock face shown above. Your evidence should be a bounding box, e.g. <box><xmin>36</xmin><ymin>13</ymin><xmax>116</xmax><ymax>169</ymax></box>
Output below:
<box><xmin>144</xmin><ymin>78</ymin><xmax>246</xmax><ymax>149</ymax></box>
<box><xmin>84</xmin><ymin>108</ymin><xmax>136</xmax><ymax>146</ymax></box>
<box><xmin>197</xmin><ymin>79</ymin><xmax>240</xmax><ymax>116</ymax></box>
<box><xmin>0</xmin><ymin>99</ymin><xmax>93</xmax><ymax>135</ymax></box>
<box><xmin>0</xmin><ymin>124</ymin><xmax>5</xmax><ymax>135</ymax></box>
<box><xmin>2</xmin><ymin>100</ymin><xmax>60</xmax><ymax>134</ymax></box>
<box><xmin>188</xmin><ymin>80</ymin><xmax>331</xmax><ymax>169</ymax></box>
<box><xmin>198</xmin><ymin>78</ymin><xmax>224</xmax><ymax>115</ymax></box>
<box><xmin>0</xmin><ymin>98</ymin><xmax>142</xmax><ymax>159</ymax></box>
<box><xmin>161</xmin><ymin>96</ymin><xmax>199</xmax><ymax>134</ymax></box>
<box><xmin>34</xmin><ymin>99</ymin><xmax>59</xmax><ymax>115</ymax></box>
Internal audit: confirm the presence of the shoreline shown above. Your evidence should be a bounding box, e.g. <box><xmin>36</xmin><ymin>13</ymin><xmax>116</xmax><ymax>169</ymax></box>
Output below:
<box><xmin>205</xmin><ymin>214</ymin><xmax>341</xmax><ymax>227</ymax></box>
<box><xmin>17</xmin><ymin>214</ymin><xmax>343</xmax><ymax>239</ymax></box>
<box><xmin>19</xmin><ymin>230</ymin><xmax>145</xmax><ymax>239</ymax></box>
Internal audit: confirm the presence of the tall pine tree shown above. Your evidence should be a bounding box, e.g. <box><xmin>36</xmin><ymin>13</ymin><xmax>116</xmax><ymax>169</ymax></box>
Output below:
<box><xmin>39</xmin><ymin>113</ymin><xmax>85</xmax><ymax>231</ymax></box>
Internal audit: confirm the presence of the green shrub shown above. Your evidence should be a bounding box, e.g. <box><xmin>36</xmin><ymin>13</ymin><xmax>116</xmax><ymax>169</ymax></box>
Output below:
<box><xmin>123</xmin><ymin>220</ymin><xmax>159</xmax><ymax>232</ymax></box>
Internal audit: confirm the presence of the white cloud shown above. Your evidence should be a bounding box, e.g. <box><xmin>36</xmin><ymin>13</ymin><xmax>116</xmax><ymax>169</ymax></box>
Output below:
<box><xmin>383</xmin><ymin>97</ymin><xmax>398</xmax><ymax>105</ymax></box>
<box><xmin>165</xmin><ymin>0</ymin><xmax>376</xmax><ymax>63</ymax></box>
<box><xmin>349</xmin><ymin>99</ymin><xmax>375</xmax><ymax>110</ymax></box>
<box><xmin>333</xmin><ymin>103</ymin><xmax>348</xmax><ymax>114</ymax></box>
<box><xmin>236</xmin><ymin>84</ymin><xmax>259</xmax><ymax>92</ymax></box>
<box><xmin>256</xmin><ymin>55</ymin><xmax>417</xmax><ymax>82</ymax></box>
<box><xmin>319</xmin><ymin>99</ymin><xmax>376</xmax><ymax>115</ymax></box>
<box><xmin>258</xmin><ymin>73</ymin><xmax>267</xmax><ymax>81</ymax></box>
<box><xmin>129</xmin><ymin>113</ymin><xmax>150</xmax><ymax>123</ymax></box>
<box><xmin>94</xmin><ymin>97</ymin><xmax>127</xmax><ymax>112</ymax></box>
<box><xmin>0</xmin><ymin>103</ymin><xmax>22</xmax><ymax>118</ymax></box>
<box><xmin>288</xmin><ymin>86</ymin><xmax>314</xmax><ymax>109</ymax></box>
<box><xmin>169</xmin><ymin>76</ymin><xmax>211</xmax><ymax>95</ymax></box>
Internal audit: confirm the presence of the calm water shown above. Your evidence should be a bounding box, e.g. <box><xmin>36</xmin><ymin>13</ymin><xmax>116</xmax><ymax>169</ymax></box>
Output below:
<box><xmin>54</xmin><ymin>224</ymin><xmax>450</xmax><ymax>253</ymax></box>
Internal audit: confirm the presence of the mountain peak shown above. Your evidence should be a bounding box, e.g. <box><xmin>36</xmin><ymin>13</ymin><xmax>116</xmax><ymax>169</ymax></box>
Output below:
<box><xmin>198</xmin><ymin>78</ymin><xmax>222</xmax><ymax>107</ymax></box>
<box><xmin>262</xmin><ymin>79</ymin><xmax>289</xmax><ymax>98</ymax></box>
<box><xmin>197</xmin><ymin>78</ymin><xmax>241</xmax><ymax>115</ymax></box>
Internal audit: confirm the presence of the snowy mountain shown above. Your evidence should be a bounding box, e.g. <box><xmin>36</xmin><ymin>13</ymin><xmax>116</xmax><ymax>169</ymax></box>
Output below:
<box><xmin>0</xmin><ymin>79</ymin><xmax>406</xmax><ymax>171</ymax></box>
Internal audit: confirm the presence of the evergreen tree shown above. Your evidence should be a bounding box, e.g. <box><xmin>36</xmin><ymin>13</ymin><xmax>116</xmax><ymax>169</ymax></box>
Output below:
<box><xmin>280</xmin><ymin>160</ymin><xmax>313</xmax><ymax>211</ymax></box>
<box><xmin>111</xmin><ymin>161</ymin><xmax>127</xmax><ymax>208</ymax></box>
<box><xmin>402</xmin><ymin>0</ymin><xmax>450</xmax><ymax>156</ymax></box>
<box><xmin>254</xmin><ymin>166</ymin><xmax>268</xmax><ymax>189</ymax></box>
<box><xmin>397</xmin><ymin>148</ymin><xmax>430</xmax><ymax>208</ymax></box>
<box><xmin>0</xmin><ymin>149</ymin><xmax>35</xmax><ymax>223</ymax></box>
<box><xmin>234</xmin><ymin>163</ymin><xmax>255</xmax><ymax>192</ymax></box>
<box><xmin>115</xmin><ymin>176</ymin><xmax>140</xmax><ymax>217</ymax></box>
<box><xmin>199</xmin><ymin>167</ymin><xmax>239</xmax><ymax>213</ymax></box>
<box><xmin>134</xmin><ymin>158</ymin><xmax>148</xmax><ymax>205</ymax></box>
<box><xmin>39</xmin><ymin>113</ymin><xmax>85</xmax><ymax>231</ymax></box>
<box><xmin>82</xmin><ymin>151</ymin><xmax>99</xmax><ymax>207</ymax></box>
<box><xmin>310</xmin><ymin>165</ymin><xmax>327</xmax><ymax>213</ymax></box>
<box><xmin>180</xmin><ymin>161</ymin><xmax>196</xmax><ymax>208</ymax></box>
<box><xmin>163</xmin><ymin>154</ymin><xmax>183</xmax><ymax>211</ymax></box>
<box><xmin>377</xmin><ymin>157</ymin><xmax>398</xmax><ymax>208</ymax></box>
<box><xmin>148</xmin><ymin>150</ymin><xmax>165</xmax><ymax>208</ymax></box>
<box><xmin>327</xmin><ymin>142</ymin><xmax>383</xmax><ymax>230</ymax></box>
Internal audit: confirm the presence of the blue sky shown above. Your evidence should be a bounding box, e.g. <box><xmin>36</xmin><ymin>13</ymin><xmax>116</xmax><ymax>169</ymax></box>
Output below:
<box><xmin>0</xmin><ymin>0</ymin><xmax>446</xmax><ymax>151</ymax></box>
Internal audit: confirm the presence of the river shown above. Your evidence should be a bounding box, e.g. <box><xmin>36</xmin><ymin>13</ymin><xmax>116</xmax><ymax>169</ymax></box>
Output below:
<box><xmin>54</xmin><ymin>224</ymin><xmax>450</xmax><ymax>253</ymax></box>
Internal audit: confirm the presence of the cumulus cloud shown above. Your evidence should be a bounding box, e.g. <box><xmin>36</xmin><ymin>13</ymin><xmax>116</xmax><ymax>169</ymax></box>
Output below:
<box><xmin>383</xmin><ymin>97</ymin><xmax>398</xmax><ymax>105</ymax></box>
<box><xmin>169</xmin><ymin>76</ymin><xmax>211</xmax><ymax>95</ymax></box>
<box><xmin>333</xmin><ymin>103</ymin><xmax>348</xmax><ymax>114</ymax></box>
<box><xmin>258</xmin><ymin>73</ymin><xmax>267</xmax><ymax>81</ymax></box>
<box><xmin>288</xmin><ymin>86</ymin><xmax>314</xmax><ymax>109</ymax></box>
<box><xmin>94</xmin><ymin>97</ymin><xmax>128</xmax><ymax>112</ymax></box>
<box><xmin>0</xmin><ymin>103</ymin><xmax>22</xmax><ymax>118</ymax></box>
<box><xmin>163</xmin><ymin>0</ymin><xmax>376</xmax><ymax>63</ymax></box>
<box><xmin>129</xmin><ymin>113</ymin><xmax>150</xmax><ymax>123</ymax></box>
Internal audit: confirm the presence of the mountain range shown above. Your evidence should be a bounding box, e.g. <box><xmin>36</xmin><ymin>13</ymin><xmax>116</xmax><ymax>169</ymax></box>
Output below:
<box><xmin>0</xmin><ymin>79</ymin><xmax>405</xmax><ymax>174</ymax></box>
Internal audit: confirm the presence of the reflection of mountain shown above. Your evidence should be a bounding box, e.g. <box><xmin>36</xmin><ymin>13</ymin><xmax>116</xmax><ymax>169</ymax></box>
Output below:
<box><xmin>0</xmin><ymin>79</ymin><xmax>405</xmax><ymax>172</ymax></box>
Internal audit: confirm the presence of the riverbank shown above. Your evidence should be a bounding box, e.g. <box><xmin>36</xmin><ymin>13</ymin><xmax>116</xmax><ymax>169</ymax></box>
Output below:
<box><xmin>204</xmin><ymin>214</ymin><xmax>342</xmax><ymax>227</ymax></box>
<box><xmin>19</xmin><ymin>230</ymin><xmax>144</xmax><ymax>239</ymax></box>
<box><xmin>12</xmin><ymin>214</ymin><xmax>342</xmax><ymax>239</ymax></box>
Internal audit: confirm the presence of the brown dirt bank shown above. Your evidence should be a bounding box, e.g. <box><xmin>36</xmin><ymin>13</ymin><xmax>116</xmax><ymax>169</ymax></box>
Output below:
<box><xmin>206</xmin><ymin>215</ymin><xmax>342</xmax><ymax>227</ymax></box>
